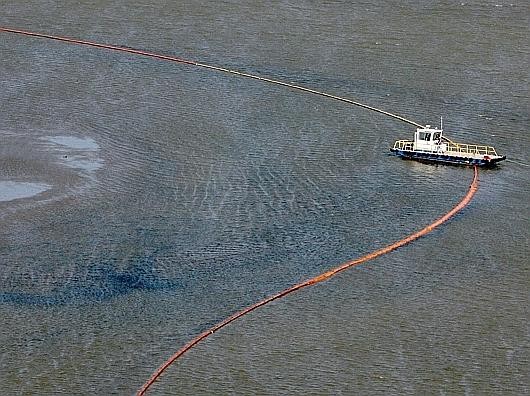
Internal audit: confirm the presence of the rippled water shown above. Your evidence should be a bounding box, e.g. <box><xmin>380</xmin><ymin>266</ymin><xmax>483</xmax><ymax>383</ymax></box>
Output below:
<box><xmin>1</xmin><ymin>1</ymin><xmax>529</xmax><ymax>394</ymax></box>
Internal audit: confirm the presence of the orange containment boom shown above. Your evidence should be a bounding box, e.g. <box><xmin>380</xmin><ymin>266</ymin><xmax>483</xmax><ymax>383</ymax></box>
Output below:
<box><xmin>137</xmin><ymin>166</ymin><xmax>478</xmax><ymax>395</ymax></box>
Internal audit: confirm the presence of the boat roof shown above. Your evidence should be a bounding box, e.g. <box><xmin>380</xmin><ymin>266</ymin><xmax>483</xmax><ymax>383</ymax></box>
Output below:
<box><xmin>417</xmin><ymin>124</ymin><xmax>442</xmax><ymax>133</ymax></box>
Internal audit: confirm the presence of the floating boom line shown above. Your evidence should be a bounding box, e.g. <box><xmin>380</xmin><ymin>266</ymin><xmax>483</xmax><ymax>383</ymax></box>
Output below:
<box><xmin>0</xmin><ymin>26</ymin><xmax>479</xmax><ymax>396</ymax></box>
<box><xmin>0</xmin><ymin>26</ymin><xmax>424</xmax><ymax>128</ymax></box>
<box><xmin>137</xmin><ymin>166</ymin><xmax>478</xmax><ymax>395</ymax></box>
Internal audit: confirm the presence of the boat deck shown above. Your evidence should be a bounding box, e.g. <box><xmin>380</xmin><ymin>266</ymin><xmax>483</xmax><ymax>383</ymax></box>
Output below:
<box><xmin>392</xmin><ymin>139</ymin><xmax>500</xmax><ymax>160</ymax></box>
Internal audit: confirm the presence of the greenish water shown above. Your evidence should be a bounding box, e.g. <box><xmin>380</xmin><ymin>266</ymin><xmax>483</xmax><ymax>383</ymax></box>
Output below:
<box><xmin>1</xmin><ymin>1</ymin><xmax>528</xmax><ymax>394</ymax></box>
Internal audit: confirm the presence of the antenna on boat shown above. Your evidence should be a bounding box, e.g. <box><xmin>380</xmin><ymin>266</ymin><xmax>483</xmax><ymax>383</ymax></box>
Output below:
<box><xmin>440</xmin><ymin>116</ymin><xmax>443</xmax><ymax>131</ymax></box>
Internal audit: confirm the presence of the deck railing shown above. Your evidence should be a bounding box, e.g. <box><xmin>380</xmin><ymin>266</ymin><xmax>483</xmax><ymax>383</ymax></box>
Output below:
<box><xmin>444</xmin><ymin>142</ymin><xmax>498</xmax><ymax>156</ymax></box>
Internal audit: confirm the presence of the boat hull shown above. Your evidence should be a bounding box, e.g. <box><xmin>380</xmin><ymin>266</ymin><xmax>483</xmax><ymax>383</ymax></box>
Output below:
<box><xmin>390</xmin><ymin>148</ymin><xmax>506</xmax><ymax>167</ymax></box>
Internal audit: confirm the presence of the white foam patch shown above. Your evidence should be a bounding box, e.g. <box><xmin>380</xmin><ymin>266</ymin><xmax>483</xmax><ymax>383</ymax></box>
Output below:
<box><xmin>0</xmin><ymin>181</ymin><xmax>50</xmax><ymax>202</ymax></box>
<box><xmin>64</xmin><ymin>156</ymin><xmax>105</xmax><ymax>172</ymax></box>
<box><xmin>44</xmin><ymin>135</ymin><xmax>104</xmax><ymax>173</ymax></box>
<box><xmin>46</xmin><ymin>136</ymin><xmax>99</xmax><ymax>151</ymax></box>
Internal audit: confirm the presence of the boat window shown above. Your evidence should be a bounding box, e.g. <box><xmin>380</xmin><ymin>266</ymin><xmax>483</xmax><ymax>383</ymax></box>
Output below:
<box><xmin>425</xmin><ymin>133</ymin><xmax>431</xmax><ymax>141</ymax></box>
<box><xmin>418</xmin><ymin>132</ymin><xmax>427</xmax><ymax>140</ymax></box>
<box><xmin>433</xmin><ymin>132</ymin><xmax>441</xmax><ymax>142</ymax></box>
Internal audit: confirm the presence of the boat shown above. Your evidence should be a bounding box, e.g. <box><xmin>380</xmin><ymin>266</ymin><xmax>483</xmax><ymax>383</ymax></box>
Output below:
<box><xmin>390</xmin><ymin>119</ymin><xmax>506</xmax><ymax>167</ymax></box>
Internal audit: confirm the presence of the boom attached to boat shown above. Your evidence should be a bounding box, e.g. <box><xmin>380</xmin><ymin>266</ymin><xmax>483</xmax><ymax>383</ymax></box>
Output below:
<box><xmin>390</xmin><ymin>120</ymin><xmax>506</xmax><ymax>167</ymax></box>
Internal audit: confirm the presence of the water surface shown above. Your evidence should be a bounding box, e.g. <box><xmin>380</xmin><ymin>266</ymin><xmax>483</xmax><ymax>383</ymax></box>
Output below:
<box><xmin>0</xmin><ymin>1</ymin><xmax>528</xmax><ymax>394</ymax></box>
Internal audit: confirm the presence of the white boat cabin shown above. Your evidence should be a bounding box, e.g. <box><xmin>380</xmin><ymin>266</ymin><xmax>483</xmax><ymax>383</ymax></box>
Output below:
<box><xmin>414</xmin><ymin>125</ymin><xmax>446</xmax><ymax>152</ymax></box>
